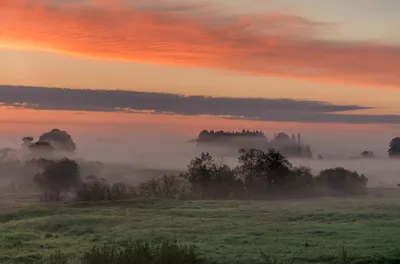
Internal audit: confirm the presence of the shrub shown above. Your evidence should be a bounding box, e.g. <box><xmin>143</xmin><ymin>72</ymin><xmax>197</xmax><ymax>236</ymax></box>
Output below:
<box><xmin>138</xmin><ymin>175</ymin><xmax>190</xmax><ymax>199</ymax></box>
<box><xmin>75</xmin><ymin>176</ymin><xmax>136</xmax><ymax>201</ymax></box>
<box><xmin>315</xmin><ymin>167</ymin><xmax>368</xmax><ymax>195</ymax></box>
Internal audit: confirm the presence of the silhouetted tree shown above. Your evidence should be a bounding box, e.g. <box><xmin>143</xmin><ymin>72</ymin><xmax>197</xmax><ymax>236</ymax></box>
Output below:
<box><xmin>388</xmin><ymin>137</ymin><xmax>400</xmax><ymax>158</ymax></box>
<box><xmin>275</xmin><ymin>132</ymin><xmax>290</xmax><ymax>142</ymax></box>
<box><xmin>38</xmin><ymin>129</ymin><xmax>76</xmax><ymax>152</ymax></box>
<box><xmin>268</xmin><ymin>132</ymin><xmax>312</xmax><ymax>158</ymax></box>
<box><xmin>184</xmin><ymin>152</ymin><xmax>242</xmax><ymax>199</ymax></box>
<box><xmin>184</xmin><ymin>152</ymin><xmax>218</xmax><ymax>198</ymax></box>
<box><xmin>34</xmin><ymin>158</ymin><xmax>81</xmax><ymax>201</ymax></box>
<box><xmin>236</xmin><ymin>148</ymin><xmax>293</xmax><ymax>197</ymax></box>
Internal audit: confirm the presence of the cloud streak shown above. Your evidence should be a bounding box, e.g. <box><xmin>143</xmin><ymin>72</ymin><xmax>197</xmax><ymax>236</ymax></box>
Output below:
<box><xmin>2</xmin><ymin>85</ymin><xmax>400</xmax><ymax>125</ymax></box>
<box><xmin>1</xmin><ymin>0</ymin><xmax>400</xmax><ymax>89</ymax></box>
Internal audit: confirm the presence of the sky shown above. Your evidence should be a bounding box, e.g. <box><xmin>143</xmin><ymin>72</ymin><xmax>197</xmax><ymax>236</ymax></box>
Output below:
<box><xmin>1</xmin><ymin>0</ymin><xmax>400</xmax><ymax>158</ymax></box>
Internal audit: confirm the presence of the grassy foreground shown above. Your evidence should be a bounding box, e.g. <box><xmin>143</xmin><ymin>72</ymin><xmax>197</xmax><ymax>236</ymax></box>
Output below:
<box><xmin>2</xmin><ymin>191</ymin><xmax>400</xmax><ymax>263</ymax></box>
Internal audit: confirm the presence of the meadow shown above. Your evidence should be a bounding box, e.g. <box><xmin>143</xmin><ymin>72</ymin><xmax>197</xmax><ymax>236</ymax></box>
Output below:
<box><xmin>2</xmin><ymin>188</ymin><xmax>400</xmax><ymax>264</ymax></box>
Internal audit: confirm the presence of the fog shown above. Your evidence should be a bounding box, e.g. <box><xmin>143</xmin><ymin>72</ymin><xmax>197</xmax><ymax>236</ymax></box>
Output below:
<box><xmin>70</xmin><ymin>135</ymin><xmax>400</xmax><ymax>188</ymax></box>
<box><xmin>1</xmin><ymin>129</ymin><xmax>400</xmax><ymax>192</ymax></box>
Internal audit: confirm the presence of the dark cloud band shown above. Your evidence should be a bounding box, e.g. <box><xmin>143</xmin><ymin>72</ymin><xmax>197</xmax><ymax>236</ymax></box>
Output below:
<box><xmin>1</xmin><ymin>85</ymin><xmax>400</xmax><ymax>124</ymax></box>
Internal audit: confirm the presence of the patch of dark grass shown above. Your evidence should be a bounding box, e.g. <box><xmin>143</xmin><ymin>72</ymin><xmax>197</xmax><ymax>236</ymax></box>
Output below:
<box><xmin>40</xmin><ymin>239</ymin><xmax>214</xmax><ymax>264</ymax></box>
<box><xmin>68</xmin><ymin>199</ymin><xmax>181</xmax><ymax>210</ymax></box>
<box><xmin>34</xmin><ymin>240</ymin><xmax>400</xmax><ymax>264</ymax></box>
<box><xmin>0</xmin><ymin>208</ymin><xmax>58</xmax><ymax>223</ymax></box>
<box><xmin>0</xmin><ymin>233</ymin><xmax>39</xmax><ymax>249</ymax></box>
<box><xmin>41</xmin><ymin>251</ymin><xmax>68</xmax><ymax>264</ymax></box>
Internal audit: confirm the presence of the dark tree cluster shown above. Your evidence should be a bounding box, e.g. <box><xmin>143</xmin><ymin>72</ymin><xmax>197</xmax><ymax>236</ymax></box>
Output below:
<box><xmin>33</xmin><ymin>158</ymin><xmax>81</xmax><ymax>202</ymax></box>
<box><xmin>198</xmin><ymin>129</ymin><xmax>266</xmax><ymax>139</ymax></box>
<box><xmin>182</xmin><ymin>148</ymin><xmax>367</xmax><ymax>199</ymax></box>
<box><xmin>196</xmin><ymin>130</ymin><xmax>312</xmax><ymax>158</ymax></box>
<box><xmin>315</xmin><ymin>167</ymin><xmax>368</xmax><ymax>195</ymax></box>
<box><xmin>183</xmin><ymin>152</ymin><xmax>244</xmax><ymax>199</ymax></box>
<box><xmin>38</xmin><ymin>129</ymin><xmax>76</xmax><ymax>152</ymax></box>
<box><xmin>270</xmin><ymin>132</ymin><xmax>312</xmax><ymax>158</ymax></box>
<box><xmin>29</xmin><ymin>148</ymin><xmax>368</xmax><ymax>203</ymax></box>
<box><xmin>197</xmin><ymin>130</ymin><xmax>266</xmax><ymax>145</ymax></box>
<box><xmin>22</xmin><ymin>128</ymin><xmax>76</xmax><ymax>159</ymax></box>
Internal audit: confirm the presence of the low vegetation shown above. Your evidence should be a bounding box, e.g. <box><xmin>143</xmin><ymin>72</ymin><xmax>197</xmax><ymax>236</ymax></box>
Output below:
<box><xmin>41</xmin><ymin>239</ymin><xmax>397</xmax><ymax>264</ymax></box>
<box><xmin>42</xmin><ymin>240</ymin><xmax>212</xmax><ymax>264</ymax></box>
<box><xmin>2</xmin><ymin>198</ymin><xmax>400</xmax><ymax>264</ymax></box>
<box><xmin>75</xmin><ymin>176</ymin><xmax>136</xmax><ymax>202</ymax></box>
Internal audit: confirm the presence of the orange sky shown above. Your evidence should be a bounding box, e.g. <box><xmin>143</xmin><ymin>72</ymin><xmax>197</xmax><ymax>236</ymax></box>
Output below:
<box><xmin>0</xmin><ymin>106</ymin><xmax>393</xmax><ymax>135</ymax></box>
<box><xmin>2</xmin><ymin>49</ymin><xmax>400</xmax><ymax>115</ymax></box>
<box><xmin>1</xmin><ymin>0</ymin><xmax>400</xmax><ymax>146</ymax></box>
<box><xmin>1</xmin><ymin>0</ymin><xmax>400</xmax><ymax>90</ymax></box>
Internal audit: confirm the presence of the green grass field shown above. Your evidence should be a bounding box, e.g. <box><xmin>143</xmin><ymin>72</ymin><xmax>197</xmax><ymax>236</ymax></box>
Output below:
<box><xmin>2</xmin><ymin>189</ymin><xmax>400</xmax><ymax>263</ymax></box>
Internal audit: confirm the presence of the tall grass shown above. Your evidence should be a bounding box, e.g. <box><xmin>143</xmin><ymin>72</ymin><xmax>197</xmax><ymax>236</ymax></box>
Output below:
<box><xmin>41</xmin><ymin>240</ymin><xmax>212</xmax><ymax>264</ymax></box>
<box><xmin>40</xmin><ymin>240</ymin><xmax>400</xmax><ymax>264</ymax></box>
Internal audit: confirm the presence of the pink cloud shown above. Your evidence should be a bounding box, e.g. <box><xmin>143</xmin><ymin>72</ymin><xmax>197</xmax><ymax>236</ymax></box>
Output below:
<box><xmin>1</xmin><ymin>0</ymin><xmax>400</xmax><ymax>88</ymax></box>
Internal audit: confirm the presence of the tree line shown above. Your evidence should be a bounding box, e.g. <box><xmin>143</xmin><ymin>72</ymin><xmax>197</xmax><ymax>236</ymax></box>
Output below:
<box><xmin>0</xmin><ymin>128</ymin><xmax>399</xmax><ymax>202</ymax></box>
<box><xmin>32</xmin><ymin>148</ymin><xmax>368</xmax><ymax>202</ymax></box>
<box><xmin>196</xmin><ymin>130</ymin><xmax>312</xmax><ymax>158</ymax></box>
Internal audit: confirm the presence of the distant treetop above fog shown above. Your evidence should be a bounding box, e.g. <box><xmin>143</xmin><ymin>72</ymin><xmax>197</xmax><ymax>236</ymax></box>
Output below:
<box><xmin>195</xmin><ymin>130</ymin><xmax>312</xmax><ymax>158</ymax></box>
<box><xmin>198</xmin><ymin>129</ymin><xmax>266</xmax><ymax>139</ymax></box>
<box><xmin>18</xmin><ymin>129</ymin><xmax>77</xmax><ymax>160</ymax></box>
<box><xmin>389</xmin><ymin>137</ymin><xmax>400</xmax><ymax>158</ymax></box>
<box><xmin>38</xmin><ymin>129</ymin><xmax>76</xmax><ymax>152</ymax></box>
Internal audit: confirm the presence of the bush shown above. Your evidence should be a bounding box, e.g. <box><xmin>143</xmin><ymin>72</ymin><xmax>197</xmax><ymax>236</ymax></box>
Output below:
<box><xmin>75</xmin><ymin>176</ymin><xmax>136</xmax><ymax>201</ymax></box>
<box><xmin>315</xmin><ymin>167</ymin><xmax>368</xmax><ymax>195</ymax></box>
<box><xmin>138</xmin><ymin>175</ymin><xmax>190</xmax><ymax>199</ymax></box>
